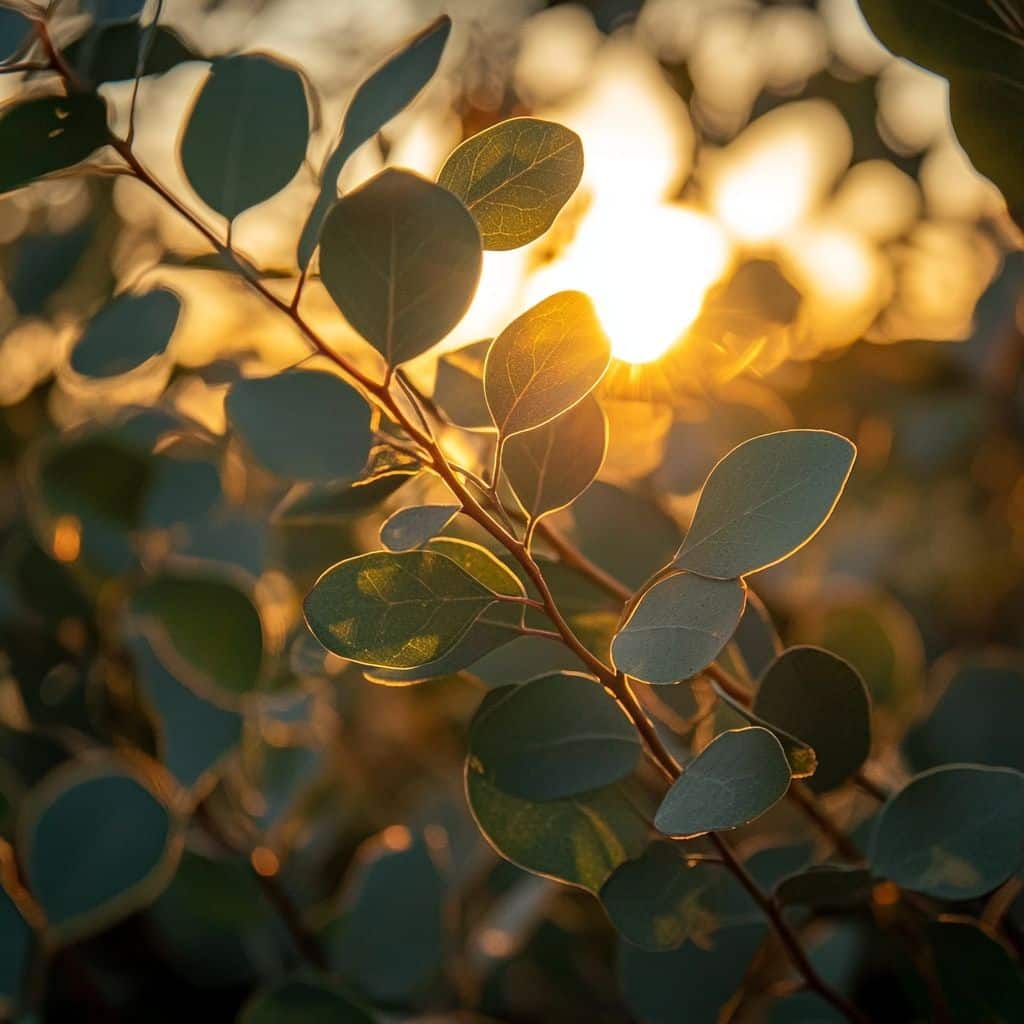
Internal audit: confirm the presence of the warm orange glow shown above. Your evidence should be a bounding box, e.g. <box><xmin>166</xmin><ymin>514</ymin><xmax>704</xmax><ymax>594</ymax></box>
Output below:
<box><xmin>251</xmin><ymin>846</ymin><xmax>280</xmax><ymax>877</ymax></box>
<box><xmin>379</xmin><ymin>824</ymin><xmax>413</xmax><ymax>852</ymax></box>
<box><xmin>872</xmin><ymin>881</ymin><xmax>901</xmax><ymax>907</ymax></box>
<box><xmin>52</xmin><ymin>516</ymin><xmax>81</xmax><ymax>563</ymax></box>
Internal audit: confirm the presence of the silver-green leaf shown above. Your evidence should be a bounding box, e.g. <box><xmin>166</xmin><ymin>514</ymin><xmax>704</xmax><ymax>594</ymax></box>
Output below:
<box><xmin>379</xmin><ymin>503</ymin><xmax>460</xmax><ymax>551</ymax></box>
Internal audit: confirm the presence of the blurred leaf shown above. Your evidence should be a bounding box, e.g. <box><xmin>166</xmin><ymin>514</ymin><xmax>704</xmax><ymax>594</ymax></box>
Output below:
<box><xmin>870</xmin><ymin>764</ymin><xmax>1024</xmax><ymax>900</ymax></box>
<box><xmin>320</xmin><ymin>168</ymin><xmax>482</xmax><ymax>365</ymax></box>
<box><xmin>273</xmin><ymin>471</ymin><xmax>414</xmax><ymax>524</ymax></box>
<box><xmin>468</xmin><ymin>672</ymin><xmax>640</xmax><ymax>801</ymax></box>
<box><xmin>768</xmin><ymin>992</ymin><xmax>847</xmax><ymax>1023</ymax></box>
<box><xmin>774</xmin><ymin>865</ymin><xmax>873</xmax><ymax>912</ymax></box>
<box><xmin>8</xmin><ymin>217</ymin><xmax>94</xmax><ymax>316</ymax></box>
<box><xmin>0</xmin><ymin>7</ymin><xmax>30</xmax><ymax>61</ymax></box>
<box><xmin>380</xmin><ymin>503</ymin><xmax>460</xmax><ymax>551</ymax></box>
<box><xmin>673</xmin><ymin>430</ymin><xmax>856</xmax><ymax>579</ymax></box>
<box><xmin>70</xmin><ymin>288</ymin><xmax>180</xmax><ymax>378</ymax></box>
<box><xmin>611</xmin><ymin>572</ymin><xmax>746</xmax><ymax>685</ymax></box>
<box><xmin>143</xmin><ymin>452</ymin><xmax>222</xmax><ymax>530</ymax></box>
<box><xmin>432</xmin><ymin>340</ymin><xmax>493</xmax><ymax>430</ymax></box>
<box><xmin>600</xmin><ymin>841</ymin><xmax>719</xmax><ymax>951</ymax></box>
<box><xmin>324</xmin><ymin>830</ymin><xmax>445</xmax><ymax>1005</ymax></box>
<box><xmin>723</xmin><ymin>594</ymin><xmax>782</xmax><ymax>681</ymax></box>
<box><xmin>655</xmin><ymin>727</ymin><xmax>790</xmax><ymax>838</ymax></box>
<box><xmin>485</xmin><ymin>291</ymin><xmax>610</xmax><ymax>439</ymax></box>
<box><xmin>131</xmin><ymin>571</ymin><xmax>264</xmax><ymax>702</ymax></box>
<box><xmin>0</xmin><ymin>883</ymin><xmax>30</xmax><ymax>1009</ymax></box>
<box><xmin>66</xmin><ymin>19</ymin><xmax>198</xmax><ymax>83</ymax></box>
<box><xmin>226</xmin><ymin>369</ymin><xmax>372</xmax><ymax>482</ymax></box>
<box><xmin>20</xmin><ymin>758</ymin><xmax>180</xmax><ymax>943</ymax></box>
<box><xmin>242</xmin><ymin>977</ymin><xmax>376</xmax><ymax>1023</ymax></box>
<box><xmin>753</xmin><ymin>646</ymin><xmax>871</xmax><ymax>793</ymax></box>
<box><xmin>501</xmin><ymin>394</ymin><xmax>606</xmax><ymax>523</ymax></box>
<box><xmin>304</xmin><ymin>550</ymin><xmax>497</xmax><ymax>668</ymax></box>
<box><xmin>181</xmin><ymin>54</ymin><xmax>309</xmax><ymax>220</ymax></box>
<box><xmin>0</xmin><ymin>93</ymin><xmax>109</xmax><ymax>196</ymax></box>
<box><xmin>438</xmin><ymin>117</ymin><xmax>583</xmax><ymax>250</ymax></box>
<box><xmin>297</xmin><ymin>14</ymin><xmax>451</xmax><ymax>268</ymax></box>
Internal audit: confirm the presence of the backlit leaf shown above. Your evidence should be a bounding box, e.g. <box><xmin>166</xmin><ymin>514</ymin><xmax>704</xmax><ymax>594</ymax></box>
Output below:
<box><xmin>304</xmin><ymin>549</ymin><xmax>497</xmax><ymax>669</ymax></box>
<box><xmin>226</xmin><ymin>369</ymin><xmax>372</xmax><ymax>482</ymax></box>
<box><xmin>484</xmin><ymin>291</ymin><xmax>611</xmax><ymax>439</ymax></box>
<box><xmin>611</xmin><ymin>572</ymin><xmax>746</xmax><ymax>685</ymax></box>
<box><xmin>753</xmin><ymin>646</ymin><xmax>871</xmax><ymax>793</ymax></box>
<box><xmin>438</xmin><ymin>117</ymin><xmax>583</xmax><ymax>250</ymax></box>
<box><xmin>379</xmin><ymin>503</ymin><xmax>460</xmax><ymax>551</ymax></box>
<box><xmin>181</xmin><ymin>54</ymin><xmax>309</xmax><ymax>220</ymax></box>
<box><xmin>320</xmin><ymin>168</ymin><xmax>482</xmax><ymax>366</ymax></box>
<box><xmin>20</xmin><ymin>758</ymin><xmax>180</xmax><ymax>943</ymax></box>
<box><xmin>297</xmin><ymin>14</ymin><xmax>451</xmax><ymax>267</ymax></box>
<box><xmin>655</xmin><ymin>727</ymin><xmax>790</xmax><ymax>838</ymax></box>
<box><xmin>468</xmin><ymin>672</ymin><xmax>641</xmax><ymax>801</ymax></box>
<box><xmin>501</xmin><ymin>394</ymin><xmax>606</xmax><ymax>523</ymax></box>
<box><xmin>673</xmin><ymin>430</ymin><xmax>856</xmax><ymax>579</ymax></box>
<box><xmin>0</xmin><ymin>93</ymin><xmax>110</xmax><ymax>196</ymax></box>
<box><xmin>870</xmin><ymin>764</ymin><xmax>1024</xmax><ymax>900</ymax></box>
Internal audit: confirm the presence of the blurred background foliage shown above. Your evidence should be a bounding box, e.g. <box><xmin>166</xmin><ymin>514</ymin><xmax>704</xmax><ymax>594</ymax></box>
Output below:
<box><xmin>1</xmin><ymin>0</ymin><xmax>1023</xmax><ymax>1021</ymax></box>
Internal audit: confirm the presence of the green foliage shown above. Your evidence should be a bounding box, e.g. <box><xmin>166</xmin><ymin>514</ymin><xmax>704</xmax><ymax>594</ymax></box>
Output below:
<box><xmin>438</xmin><ymin>117</ymin><xmax>584</xmax><ymax>250</ymax></box>
<box><xmin>65</xmin><ymin>19</ymin><xmax>197</xmax><ymax>84</ymax></box>
<box><xmin>654</xmin><ymin>727</ymin><xmax>791</xmax><ymax>837</ymax></box>
<box><xmin>241</xmin><ymin>978</ymin><xmax>376</xmax><ymax>1023</ymax></box>
<box><xmin>379</xmin><ymin>503</ymin><xmax>460</xmax><ymax>551</ymax></box>
<box><xmin>611</xmin><ymin>572</ymin><xmax>747</xmax><ymax>684</ymax></box>
<box><xmin>773</xmin><ymin>865</ymin><xmax>873</xmax><ymax>912</ymax></box>
<box><xmin>0</xmin><ymin>885</ymin><xmax>30</xmax><ymax>1010</ymax></box>
<box><xmin>182</xmin><ymin>54</ymin><xmax>309</xmax><ymax>220</ymax></box>
<box><xmin>870</xmin><ymin>764</ymin><xmax>1024</xmax><ymax>899</ymax></box>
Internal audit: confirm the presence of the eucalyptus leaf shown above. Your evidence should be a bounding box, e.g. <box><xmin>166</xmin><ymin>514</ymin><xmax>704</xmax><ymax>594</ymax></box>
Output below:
<box><xmin>379</xmin><ymin>503</ymin><xmax>460</xmax><ymax>551</ymax></box>
<box><xmin>501</xmin><ymin>394</ymin><xmax>606</xmax><ymax>523</ymax></box>
<box><xmin>484</xmin><ymin>291</ymin><xmax>611</xmax><ymax>439</ymax></box>
<box><xmin>432</xmin><ymin>339</ymin><xmax>493</xmax><ymax>430</ymax></box>
<box><xmin>273</xmin><ymin>471</ymin><xmax>413</xmax><ymax>524</ymax></box>
<box><xmin>870</xmin><ymin>764</ymin><xmax>1024</xmax><ymax>900</ymax></box>
<box><xmin>226</xmin><ymin>370</ymin><xmax>372</xmax><ymax>482</ymax></box>
<box><xmin>753</xmin><ymin>646</ymin><xmax>871</xmax><ymax>793</ymax></box>
<box><xmin>611</xmin><ymin>572</ymin><xmax>746</xmax><ymax>685</ymax></box>
<box><xmin>0</xmin><ymin>93</ymin><xmax>110</xmax><ymax>196</ymax></box>
<box><xmin>241</xmin><ymin>977</ymin><xmax>376</xmax><ymax>1024</ymax></box>
<box><xmin>181</xmin><ymin>54</ymin><xmax>309</xmax><ymax>220</ymax></box>
<box><xmin>320</xmin><ymin>168</ymin><xmax>482</xmax><ymax>366</ymax></box>
<box><xmin>774</xmin><ymin>865</ymin><xmax>873</xmax><ymax>912</ymax></box>
<box><xmin>438</xmin><ymin>117</ymin><xmax>583</xmax><ymax>250</ymax></box>
<box><xmin>66</xmin><ymin>19</ymin><xmax>197</xmax><ymax>84</ymax></box>
<box><xmin>468</xmin><ymin>672</ymin><xmax>641</xmax><ymax>801</ymax></box>
<box><xmin>304</xmin><ymin>550</ymin><xmax>498</xmax><ymax>668</ymax></box>
<box><xmin>20</xmin><ymin>759</ymin><xmax>180</xmax><ymax>943</ymax></box>
<box><xmin>297</xmin><ymin>14</ymin><xmax>451</xmax><ymax>268</ymax></box>
<box><xmin>674</xmin><ymin>430</ymin><xmax>856</xmax><ymax>579</ymax></box>
<box><xmin>655</xmin><ymin>727</ymin><xmax>790</xmax><ymax>838</ymax></box>
<box><xmin>0</xmin><ymin>883</ymin><xmax>30</xmax><ymax>1009</ymax></box>
<box><xmin>0</xmin><ymin>7</ymin><xmax>29</xmax><ymax>62</ymax></box>
<box><xmin>70</xmin><ymin>288</ymin><xmax>180</xmax><ymax>378</ymax></box>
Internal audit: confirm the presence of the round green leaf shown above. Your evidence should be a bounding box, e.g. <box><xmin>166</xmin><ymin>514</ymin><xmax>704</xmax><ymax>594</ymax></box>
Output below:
<box><xmin>241</xmin><ymin>977</ymin><xmax>376</xmax><ymax>1024</ymax></box>
<box><xmin>0</xmin><ymin>93</ymin><xmax>110</xmax><ymax>196</ymax></box>
<box><xmin>611</xmin><ymin>572</ymin><xmax>747</xmax><ymax>685</ymax></box>
<box><xmin>0</xmin><ymin>884</ymin><xmax>30</xmax><ymax>1010</ymax></box>
<box><xmin>674</xmin><ymin>430</ymin><xmax>856</xmax><ymax>579</ymax></box>
<box><xmin>70</xmin><ymin>288</ymin><xmax>180</xmax><ymax>378</ymax></box>
<box><xmin>66</xmin><ymin>20</ymin><xmax>197</xmax><ymax>84</ymax></box>
<box><xmin>468</xmin><ymin>671</ymin><xmax>641</xmax><ymax>801</ymax></box>
<box><xmin>753</xmin><ymin>646</ymin><xmax>871</xmax><ymax>793</ymax></box>
<box><xmin>870</xmin><ymin>764</ymin><xmax>1024</xmax><ymax>900</ymax></box>
<box><xmin>298</xmin><ymin>14</ymin><xmax>451</xmax><ymax>268</ymax></box>
<box><xmin>304</xmin><ymin>550</ymin><xmax>497</xmax><ymax>669</ymax></box>
<box><xmin>379</xmin><ymin>503</ymin><xmax>460</xmax><ymax>552</ymax></box>
<box><xmin>320</xmin><ymin>168</ymin><xmax>482</xmax><ymax>366</ymax></box>
<box><xmin>20</xmin><ymin>758</ymin><xmax>181</xmax><ymax>943</ymax></box>
<box><xmin>484</xmin><ymin>291</ymin><xmax>611</xmax><ymax>439</ymax></box>
<box><xmin>226</xmin><ymin>369</ymin><xmax>372</xmax><ymax>482</ymax></box>
<box><xmin>654</xmin><ymin>727</ymin><xmax>791</xmax><ymax>838</ymax></box>
<box><xmin>181</xmin><ymin>54</ymin><xmax>309</xmax><ymax>220</ymax></box>
<box><xmin>773</xmin><ymin>865</ymin><xmax>873</xmax><ymax>912</ymax></box>
<box><xmin>438</xmin><ymin>116</ymin><xmax>584</xmax><ymax>250</ymax></box>
<box><xmin>501</xmin><ymin>394</ymin><xmax>606</xmax><ymax>523</ymax></box>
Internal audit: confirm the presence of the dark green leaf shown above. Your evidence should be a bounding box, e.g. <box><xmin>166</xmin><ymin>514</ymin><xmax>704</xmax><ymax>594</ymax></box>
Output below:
<box><xmin>297</xmin><ymin>14</ymin><xmax>451</xmax><ymax>268</ymax></box>
<box><xmin>273</xmin><ymin>471</ymin><xmax>414</xmax><ymax>524</ymax></box>
<box><xmin>674</xmin><ymin>430</ymin><xmax>856</xmax><ymax>579</ymax></box>
<box><xmin>304</xmin><ymin>549</ymin><xmax>497</xmax><ymax>668</ymax></box>
<box><xmin>379</xmin><ymin>503</ymin><xmax>460</xmax><ymax>551</ymax></box>
<box><xmin>181</xmin><ymin>54</ymin><xmax>309</xmax><ymax>219</ymax></box>
<box><xmin>70</xmin><ymin>288</ymin><xmax>180</xmax><ymax>378</ymax></box>
<box><xmin>320</xmin><ymin>168</ymin><xmax>482</xmax><ymax>366</ymax></box>
<box><xmin>655</xmin><ymin>727</ymin><xmax>790</xmax><ymax>838</ymax></box>
<box><xmin>753</xmin><ymin>646</ymin><xmax>871</xmax><ymax>793</ymax></box>
<box><xmin>0</xmin><ymin>93</ymin><xmax>109</xmax><ymax>196</ymax></box>
<box><xmin>438</xmin><ymin>117</ymin><xmax>583</xmax><ymax>250</ymax></box>
<box><xmin>774</xmin><ymin>865</ymin><xmax>873</xmax><ymax>912</ymax></box>
<box><xmin>20</xmin><ymin>758</ymin><xmax>180</xmax><ymax>943</ymax></box>
<box><xmin>468</xmin><ymin>672</ymin><xmax>641</xmax><ymax>801</ymax></box>
<box><xmin>0</xmin><ymin>883</ymin><xmax>30</xmax><ymax>1009</ymax></box>
<box><xmin>485</xmin><ymin>291</ymin><xmax>611</xmax><ymax>439</ymax></box>
<box><xmin>611</xmin><ymin>572</ymin><xmax>746</xmax><ymax>685</ymax></box>
<box><xmin>501</xmin><ymin>394</ymin><xmax>606</xmax><ymax>523</ymax></box>
<box><xmin>143</xmin><ymin>453</ymin><xmax>222</xmax><ymax>530</ymax></box>
<box><xmin>432</xmin><ymin>339</ymin><xmax>493</xmax><ymax>430</ymax></box>
<box><xmin>66</xmin><ymin>20</ymin><xmax>197</xmax><ymax>84</ymax></box>
<box><xmin>241</xmin><ymin>977</ymin><xmax>376</xmax><ymax>1024</ymax></box>
<box><xmin>226</xmin><ymin>369</ymin><xmax>372</xmax><ymax>482</ymax></box>
<box><xmin>0</xmin><ymin>7</ymin><xmax>30</xmax><ymax>62</ymax></box>
<box><xmin>870</xmin><ymin>764</ymin><xmax>1024</xmax><ymax>900</ymax></box>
